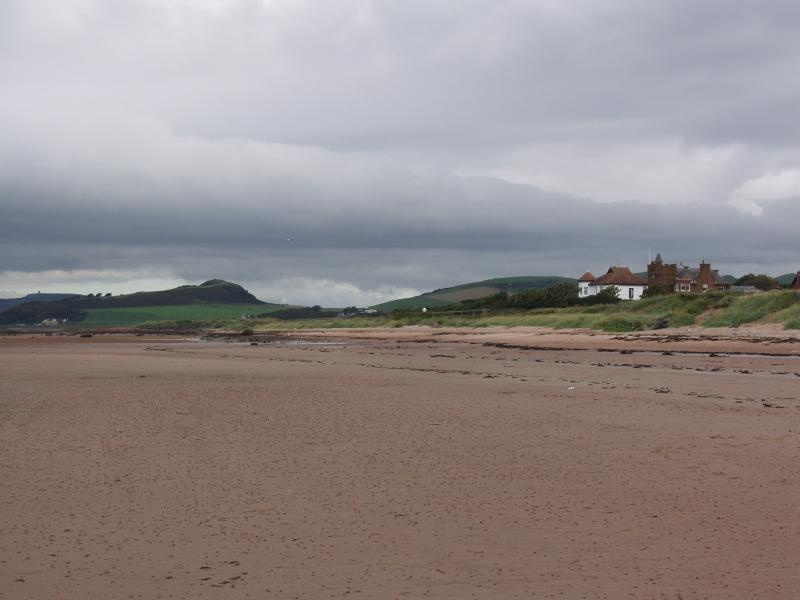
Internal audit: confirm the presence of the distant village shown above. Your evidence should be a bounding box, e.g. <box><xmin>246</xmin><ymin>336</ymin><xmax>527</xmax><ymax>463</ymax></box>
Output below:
<box><xmin>579</xmin><ymin>254</ymin><xmax>800</xmax><ymax>301</ymax></box>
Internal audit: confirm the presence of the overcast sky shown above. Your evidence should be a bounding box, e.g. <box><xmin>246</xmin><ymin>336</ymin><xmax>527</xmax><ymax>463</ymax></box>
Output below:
<box><xmin>2</xmin><ymin>0</ymin><xmax>799</xmax><ymax>304</ymax></box>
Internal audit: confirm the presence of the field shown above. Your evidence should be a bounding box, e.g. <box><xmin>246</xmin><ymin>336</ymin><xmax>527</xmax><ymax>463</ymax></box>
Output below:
<box><xmin>2</xmin><ymin>330</ymin><xmax>800</xmax><ymax>598</ymax></box>
<box><xmin>82</xmin><ymin>303</ymin><xmax>281</xmax><ymax>325</ymax></box>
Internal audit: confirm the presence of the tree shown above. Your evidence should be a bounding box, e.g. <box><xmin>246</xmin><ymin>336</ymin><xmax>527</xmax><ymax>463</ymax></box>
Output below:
<box><xmin>735</xmin><ymin>273</ymin><xmax>779</xmax><ymax>291</ymax></box>
<box><xmin>600</xmin><ymin>285</ymin><xmax>620</xmax><ymax>300</ymax></box>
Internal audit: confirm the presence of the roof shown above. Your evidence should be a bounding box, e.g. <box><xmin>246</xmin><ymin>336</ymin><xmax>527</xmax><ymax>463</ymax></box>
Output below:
<box><xmin>578</xmin><ymin>271</ymin><xmax>596</xmax><ymax>282</ymax></box>
<box><xmin>675</xmin><ymin>266</ymin><xmax>726</xmax><ymax>284</ymax></box>
<box><xmin>591</xmin><ymin>266</ymin><xmax>649</xmax><ymax>287</ymax></box>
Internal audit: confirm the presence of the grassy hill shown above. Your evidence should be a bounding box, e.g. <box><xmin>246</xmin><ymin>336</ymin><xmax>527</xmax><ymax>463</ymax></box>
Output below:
<box><xmin>373</xmin><ymin>276</ymin><xmax>576</xmax><ymax>311</ymax></box>
<box><xmin>0</xmin><ymin>280</ymin><xmax>281</xmax><ymax>325</ymax></box>
<box><xmin>77</xmin><ymin>279</ymin><xmax>268</xmax><ymax>309</ymax></box>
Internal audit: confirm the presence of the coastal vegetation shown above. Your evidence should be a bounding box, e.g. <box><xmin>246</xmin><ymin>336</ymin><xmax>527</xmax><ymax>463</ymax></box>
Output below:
<box><xmin>242</xmin><ymin>289</ymin><xmax>800</xmax><ymax>332</ymax></box>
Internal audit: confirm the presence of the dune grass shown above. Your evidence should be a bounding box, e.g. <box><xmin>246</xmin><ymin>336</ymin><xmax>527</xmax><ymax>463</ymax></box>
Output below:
<box><xmin>702</xmin><ymin>291</ymin><xmax>800</xmax><ymax>327</ymax></box>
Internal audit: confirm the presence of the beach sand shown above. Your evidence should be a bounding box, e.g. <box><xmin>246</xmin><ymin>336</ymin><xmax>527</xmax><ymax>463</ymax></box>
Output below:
<box><xmin>1</xmin><ymin>329</ymin><xmax>799</xmax><ymax>599</ymax></box>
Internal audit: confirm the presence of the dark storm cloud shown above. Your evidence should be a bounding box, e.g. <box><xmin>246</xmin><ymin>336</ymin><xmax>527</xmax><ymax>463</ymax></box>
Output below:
<box><xmin>2</xmin><ymin>0</ymin><xmax>800</xmax><ymax>303</ymax></box>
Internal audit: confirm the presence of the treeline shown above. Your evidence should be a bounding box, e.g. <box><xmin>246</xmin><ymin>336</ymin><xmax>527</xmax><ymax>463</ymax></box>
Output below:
<box><xmin>438</xmin><ymin>282</ymin><xmax>620</xmax><ymax>311</ymax></box>
<box><xmin>262</xmin><ymin>306</ymin><xmax>327</xmax><ymax>320</ymax></box>
<box><xmin>735</xmin><ymin>273</ymin><xmax>783</xmax><ymax>291</ymax></box>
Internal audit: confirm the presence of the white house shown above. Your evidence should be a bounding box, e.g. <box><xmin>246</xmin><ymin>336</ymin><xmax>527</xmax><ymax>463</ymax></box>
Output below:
<box><xmin>579</xmin><ymin>266</ymin><xmax>649</xmax><ymax>300</ymax></box>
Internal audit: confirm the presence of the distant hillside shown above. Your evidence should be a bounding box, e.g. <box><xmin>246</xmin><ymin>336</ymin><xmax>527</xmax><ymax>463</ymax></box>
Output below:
<box><xmin>372</xmin><ymin>276</ymin><xmax>576</xmax><ymax>311</ymax></box>
<box><xmin>0</xmin><ymin>293</ymin><xmax>78</xmax><ymax>313</ymax></box>
<box><xmin>776</xmin><ymin>273</ymin><xmax>799</xmax><ymax>286</ymax></box>
<box><xmin>0</xmin><ymin>280</ymin><xmax>277</xmax><ymax>324</ymax></box>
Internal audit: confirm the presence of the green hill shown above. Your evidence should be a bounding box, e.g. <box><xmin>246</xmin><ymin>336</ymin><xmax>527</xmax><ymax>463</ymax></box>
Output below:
<box><xmin>0</xmin><ymin>280</ymin><xmax>280</xmax><ymax>325</ymax></box>
<box><xmin>372</xmin><ymin>276</ymin><xmax>576</xmax><ymax>311</ymax></box>
<box><xmin>776</xmin><ymin>273</ymin><xmax>799</xmax><ymax>286</ymax></box>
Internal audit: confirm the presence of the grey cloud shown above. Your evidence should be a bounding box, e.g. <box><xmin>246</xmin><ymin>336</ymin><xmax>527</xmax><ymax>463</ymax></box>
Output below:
<box><xmin>3</xmin><ymin>151</ymin><xmax>799</xmax><ymax>290</ymax></box>
<box><xmin>2</xmin><ymin>0</ymin><xmax>800</xmax><ymax>303</ymax></box>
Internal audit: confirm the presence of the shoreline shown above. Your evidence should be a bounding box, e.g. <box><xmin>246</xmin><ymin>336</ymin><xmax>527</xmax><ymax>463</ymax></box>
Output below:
<box><xmin>4</xmin><ymin>322</ymin><xmax>800</xmax><ymax>356</ymax></box>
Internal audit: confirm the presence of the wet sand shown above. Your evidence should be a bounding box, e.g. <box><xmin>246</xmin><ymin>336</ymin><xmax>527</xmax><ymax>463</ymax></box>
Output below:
<box><xmin>2</xmin><ymin>330</ymin><xmax>800</xmax><ymax>599</ymax></box>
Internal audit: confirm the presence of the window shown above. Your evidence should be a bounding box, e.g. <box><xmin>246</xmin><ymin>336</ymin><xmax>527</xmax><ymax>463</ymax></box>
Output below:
<box><xmin>629</xmin><ymin>288</ymin><xmax>634</xmax><ymax>299</ymax></box>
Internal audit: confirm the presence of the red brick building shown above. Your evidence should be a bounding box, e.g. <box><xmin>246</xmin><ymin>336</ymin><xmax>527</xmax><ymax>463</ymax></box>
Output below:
<box><xmin>647</xmin><ymin>254</ymin><xmax>727</xmax><ymax>294</ymax></box>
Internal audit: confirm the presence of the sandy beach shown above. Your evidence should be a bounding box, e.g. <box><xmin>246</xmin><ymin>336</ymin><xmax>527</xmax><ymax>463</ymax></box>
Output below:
<box><xmin>2</xmin><ymin>328</ymin><xmax>800</xmax><ymax>599</ymax></box>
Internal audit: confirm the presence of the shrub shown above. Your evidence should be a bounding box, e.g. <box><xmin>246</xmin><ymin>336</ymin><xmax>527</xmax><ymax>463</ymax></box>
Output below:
<box><xmin>641</xmin><ymin>284</ymin><xmax>670</xmax><ymax>298</ymax></box>
<box><xmin>581</xmin><ymin>286</ymin><xmax>622</xmax><ymax>306</ymax></box>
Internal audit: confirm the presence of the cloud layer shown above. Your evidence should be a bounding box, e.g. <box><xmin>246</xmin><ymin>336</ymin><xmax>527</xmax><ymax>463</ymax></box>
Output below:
<box><xmin>2</xmin><ymin>0</ymin><xmax>799</xmax><ymax>303</ymax></box>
